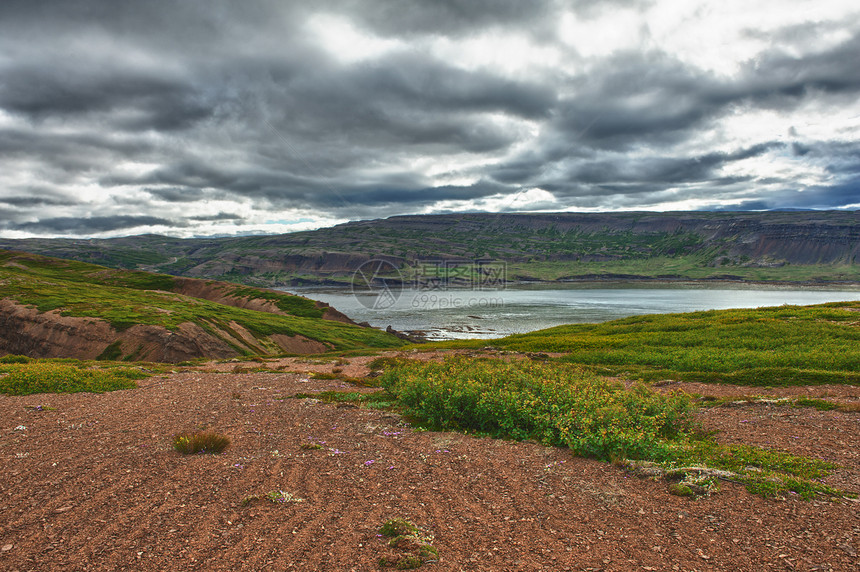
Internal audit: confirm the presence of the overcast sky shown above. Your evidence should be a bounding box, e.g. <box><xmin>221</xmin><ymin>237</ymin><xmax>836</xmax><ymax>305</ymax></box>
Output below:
<box><xmin>1</xmin><ymin>0</ymin><xmax>859</xmax><ymax>238</ymax></box>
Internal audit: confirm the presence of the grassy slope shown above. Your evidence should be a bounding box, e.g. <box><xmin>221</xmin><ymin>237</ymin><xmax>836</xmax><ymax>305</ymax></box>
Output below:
<box><xmin>431</xmin><ymin>301</ymin><xmax>860</xmax><ymax>386</ymax></box>
<box><xmin>0</xmin><ymin>250</ymin><xmax>404</xmax><ymax>354</ymax></box>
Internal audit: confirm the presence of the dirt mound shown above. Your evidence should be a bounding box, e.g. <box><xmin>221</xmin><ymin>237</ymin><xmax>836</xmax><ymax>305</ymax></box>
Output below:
<box><xmin>268</xmin><ymin>334</ymin><xmax>328</xmax><ymax>354</ymax></box>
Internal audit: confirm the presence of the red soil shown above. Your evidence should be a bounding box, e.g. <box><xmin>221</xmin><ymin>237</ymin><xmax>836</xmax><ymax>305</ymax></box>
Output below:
<box><xmin>1</xmin><ymin>352</ymin><xmax>858</xmax><ymax>571</ymax></box>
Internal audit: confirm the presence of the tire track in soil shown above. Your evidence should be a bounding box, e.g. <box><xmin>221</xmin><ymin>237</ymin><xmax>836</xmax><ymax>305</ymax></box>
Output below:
<box><xmin>216</xmin><ymin>455</ymin><xmax>327</xmax><ymax>571</ymax></box>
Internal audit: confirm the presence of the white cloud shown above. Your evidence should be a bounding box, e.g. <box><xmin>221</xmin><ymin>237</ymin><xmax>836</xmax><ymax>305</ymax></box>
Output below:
<box><xmin>1</xmin><ymin>0</ymin><xmax>859</xmax><ymax>237</ymax></box>
<box><xmin>559</xmin><ymin>8</ymin><xmax>647</xmax><ymax>59</ymax></box>
<box><xmin>306</xmin><ymin>13</ymin><xmax>402</xmax><ymax>64</ymax></box>
<box><xmin>647</xmin><ymin>0</ymin><xmax>860</xmax><ymax>76</ymax></box>
<box><xmin>431</xmin><ymin>31</ymin><xmax>563</xmax><ymax>76</ymax></box>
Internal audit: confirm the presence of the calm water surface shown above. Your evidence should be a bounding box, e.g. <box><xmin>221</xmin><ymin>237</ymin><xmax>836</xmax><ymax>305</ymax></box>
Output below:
<box><xmin>281</xmin><ymin>283</ymin><xmax>860</xmax><ymax>340</ymax></box>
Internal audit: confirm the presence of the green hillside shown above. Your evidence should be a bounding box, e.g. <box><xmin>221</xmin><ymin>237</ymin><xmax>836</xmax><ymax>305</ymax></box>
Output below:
<box><xmin>0</xmin><ymin>250</ymin><xmax>404</xmax><ymax>359</ymax></box>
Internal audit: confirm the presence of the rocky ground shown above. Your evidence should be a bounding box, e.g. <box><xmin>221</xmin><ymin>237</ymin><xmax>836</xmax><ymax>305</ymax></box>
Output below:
<box><xmin>1</xmin><ymin>351</ymin><xmax>858</xmax><ymax>571</ymax></box>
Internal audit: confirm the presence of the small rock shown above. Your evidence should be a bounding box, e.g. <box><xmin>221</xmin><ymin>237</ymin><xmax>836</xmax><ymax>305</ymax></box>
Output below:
<box><xmin>1</xmin><ymin>544</ymin><xmax>12</xmax><ymax>552</ymax></box>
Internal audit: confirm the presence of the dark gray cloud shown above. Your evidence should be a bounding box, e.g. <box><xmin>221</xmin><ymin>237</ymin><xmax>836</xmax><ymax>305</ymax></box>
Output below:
<box><xmin>339</xmin><ymin>0</ymin><xmax>559</xmax><ymax>37</ymax></box>
<box><xmin>0</xmin><ymin>66</ymin><xmax>209</xmax><ymax>130</ymax></box>
<box><xmin>189</xmin><ymin>212</ymin><xmax>245</xmax><ymax>222</ymax></box>
<box><xmin>0</xmin><ymin>0</ymin><xmax>858</xmax><ymax>237</ymax></box>
<box><xmin>0</xmin><ymin>191</ymin><xmax>77</xmax><ymax>207</ymax></box>
<box><xmin>714</xmin><ymin>175</ymin><xmax>860</xmax><ymax>211</ymax></box>
<box><xmin>563</xmin><ymin>143</ymin><xmax>782</xmax><ymax>186</ymax></box>
<box><xmin>5</xmin><ymin>216</ymin><xmax>176</xmax><ymax>234</ymax></box>
<box><xmin>143</xmin><ymin>188</ymin><xmax>206</xmax><ymax>203</ymax></box>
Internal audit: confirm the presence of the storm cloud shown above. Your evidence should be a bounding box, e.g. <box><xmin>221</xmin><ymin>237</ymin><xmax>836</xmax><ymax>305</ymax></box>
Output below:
<box><xmin>0</xmin><ymin>0</ymin><xmax>858</xmax><ymax>237</ymax></box>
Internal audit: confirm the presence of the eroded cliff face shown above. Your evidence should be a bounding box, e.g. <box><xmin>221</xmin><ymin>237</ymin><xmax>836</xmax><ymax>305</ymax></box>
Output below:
<box><xmin>179</xmin><ymin>252</ymin><xmax>397</xmax><ymax>280</ymax></box>
<box><xmin>709</xmin><ymin>221</ymin><xmax>860</xmax><ymax>265</ymax></box>
<box><xmin>0</xmin><ymin>299</ymin><xmax>116</xmax><ymax>360</ymax></box>
<box><xmin>0</xmin><ymin>300</ymin><xmax>330</xmax><ymax>362</ymax></box>
<box><xmin>171</xmin><ymin>278</ymin><xmax>286</xmax><ymax>314</ymax></box>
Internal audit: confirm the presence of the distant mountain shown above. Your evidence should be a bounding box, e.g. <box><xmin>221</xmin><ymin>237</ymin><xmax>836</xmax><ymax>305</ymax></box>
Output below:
<box><xmin>0</xmin><ymin>250</ymin><xmax>404</xmax><ymax>362</ymax></box>
<box><xmin>1</xmin><ymin>211</ymin><xmax>859</xmax><ymax>286</ymax></box>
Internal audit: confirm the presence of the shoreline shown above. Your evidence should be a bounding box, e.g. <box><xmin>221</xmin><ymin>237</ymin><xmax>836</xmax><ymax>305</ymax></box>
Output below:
<box><xmin>286</xmin><ymin>276</ymin><xmax>860</xmax><ymax>291</ymax></box>
<box><xmin>510</xmin><ymin>276</ymin><xmax>860</xmax><ymax>289</ymax></box>
<box><xmin>280</xmin><ymin>282</ymin><xmax>860</xmax><ymax>342</ymax></box>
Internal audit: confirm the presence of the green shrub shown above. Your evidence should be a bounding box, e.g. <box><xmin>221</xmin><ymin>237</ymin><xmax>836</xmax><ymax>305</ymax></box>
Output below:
<box><xmin>378</xmin><ymin>518</ymin><xmax>436</xmax><ymax>569</ymax></box>
<box><xmin>378</xmin><ymin>357</ymin><xmax>850</xmax><ymax>499</ymax></box>
<box><xmin>379</xmin><ymin>518</ymin><xmax>420</xmax><ymax>538</ymax></box>
<box><xmin>0</xmin><ymin>354</ymin><xmax>31</xmax><ymax>364</ymax></box>
<box><xmin>368</xmin><ymin>356</ymin><xmax>412</xmax><ymax>371</ymax></box>
<box><xmin>381</xmin><ymin>357</ymin><xmax>694</xmax><ymax>461</ymax></box>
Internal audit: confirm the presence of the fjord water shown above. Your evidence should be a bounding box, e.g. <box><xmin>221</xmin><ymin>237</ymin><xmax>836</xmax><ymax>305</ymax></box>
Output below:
<box><xmin>282</xmin><ymin>284</ymin><xmax>860</xmax><ymax>341</ymax></box>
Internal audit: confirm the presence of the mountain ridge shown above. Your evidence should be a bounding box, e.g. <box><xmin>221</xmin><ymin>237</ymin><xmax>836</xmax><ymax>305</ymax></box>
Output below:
<box><xmin>1</xmin><ymin>211</ymin><xmax>858</xmax><ymax>286</ymax></box>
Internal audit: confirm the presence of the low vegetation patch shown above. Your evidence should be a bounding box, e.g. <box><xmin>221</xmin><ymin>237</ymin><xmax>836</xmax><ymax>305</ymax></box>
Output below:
<box><xmin>657</xmin><ymin>441</ymin><xmax>841</xmax><ymax>500</ymax></box>
<box><xmin>697</xmin><ymin>394</ymin><xmax>857</xmax><ymax>413</ymax></box>
<box><xmin>308</xmin><ymin>371</ymin><xmax>340</xmax><ymax>380</ymax></box>
<box><xmin>290</xmin><ymin>390</ymin><xmax>395</xmax><ymax>409</ymax></box>
<box><xmin>381</xmin><ymin>357</ymin><xmax>848</xmax><ymax>499</ymax></box>
<box><xmin>367</xmin><ymin>356</ymin><xmax>413</xmax><ymax>371</ymax></box>
<box><xmin>792</xmin><ymin>397</ymin><xmax>838</xmax><ymax>411</ymax></box>
<box><xmin>0</xmin><ymin>361</ymin><xmax>147</xmax><ymax>395</ymax></box>
<box><xmin>96</xmin><ymin>340</ymin><xmax>124</xmax><ymax>361</ymax></box>
<box><xmin>242</xmin><ymin>490</ymin><xmax>304</xmax><ymax>506</ymax></box>
<box><xmin>377</xmin><ymin>518</ymin><xmax>437</xmax><ymax>569</ymax></box>
<box><xmin>171</xmin><ymin>431</ymin><xmax>230</xmax><ymax>454</ymax></box>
